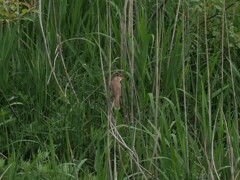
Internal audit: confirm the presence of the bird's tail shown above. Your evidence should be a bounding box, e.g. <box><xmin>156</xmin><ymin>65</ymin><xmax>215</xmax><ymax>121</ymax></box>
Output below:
<box><xmin>113</xmin><ymin>96</ymin><xmax>120</xmax><ymax>109</ymax></box>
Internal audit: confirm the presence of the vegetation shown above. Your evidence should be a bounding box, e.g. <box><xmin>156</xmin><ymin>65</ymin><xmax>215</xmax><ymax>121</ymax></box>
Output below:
<box><xmin>0</xmin><ymin>0</ymin><xmax>240</xmax><ymax>179</ymax></box>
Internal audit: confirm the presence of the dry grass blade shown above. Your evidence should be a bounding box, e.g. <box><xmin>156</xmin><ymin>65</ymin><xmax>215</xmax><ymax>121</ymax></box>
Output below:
<box><xmin>38</xmin><ymin>0</ymin><xmax>65</xmax><ymax>96</ymax></box>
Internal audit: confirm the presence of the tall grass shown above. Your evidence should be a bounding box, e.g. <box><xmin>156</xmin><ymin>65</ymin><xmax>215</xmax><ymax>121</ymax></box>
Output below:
<box><xmin>0</xmin><ymin>0</ymin><xmax>240</xmax><ymax>179</ymax></box>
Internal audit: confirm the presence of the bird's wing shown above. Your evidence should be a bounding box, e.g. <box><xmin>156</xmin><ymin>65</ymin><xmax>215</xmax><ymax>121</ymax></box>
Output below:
<box><xmin>110</xmin><ymin>81</ymin><xmax>120</xmax><ymax>97</ymax></box>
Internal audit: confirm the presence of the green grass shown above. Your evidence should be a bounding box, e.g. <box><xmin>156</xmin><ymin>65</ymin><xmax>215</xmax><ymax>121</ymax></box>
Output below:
<box><xmin>0</xmin><ymin>0</ymin><xmax>240</xmax><ymax>179</ymax></box>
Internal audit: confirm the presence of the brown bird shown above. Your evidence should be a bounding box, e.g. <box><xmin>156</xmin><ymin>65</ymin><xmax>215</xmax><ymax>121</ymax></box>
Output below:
<box><xmin>110</xmin><ymin>73</ymin><xmax>124</xmax><ymax>109</ymax></box>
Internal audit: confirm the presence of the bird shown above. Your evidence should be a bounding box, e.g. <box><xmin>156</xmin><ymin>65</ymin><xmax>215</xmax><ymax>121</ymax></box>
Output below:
<box><xmin>109</xmin><ymin>72</ymin><xmax>124</xmax><ymax>109</ymax></box>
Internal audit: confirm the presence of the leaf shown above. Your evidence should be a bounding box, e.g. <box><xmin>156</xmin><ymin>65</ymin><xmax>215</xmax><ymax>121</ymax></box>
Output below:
<box><xmin>76</xmin><ymin>159</ymin><xmax>88</xmax><ymax>173</ymax></box>
<box><xmin>21</xmin><ymin>8</ymin><xmax>28</xmax><ymax>15</ymax></box>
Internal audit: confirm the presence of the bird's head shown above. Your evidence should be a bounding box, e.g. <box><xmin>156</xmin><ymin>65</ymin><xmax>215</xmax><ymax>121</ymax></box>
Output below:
<box><xmin>111</xmin><ymin>72</ymin><xmax>124</xmax><ymax>82</ymax></box>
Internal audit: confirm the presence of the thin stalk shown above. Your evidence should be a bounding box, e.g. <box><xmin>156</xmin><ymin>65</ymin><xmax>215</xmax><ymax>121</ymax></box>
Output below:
<box><xmin>128</xmin><ymin>0</ymin><xmax>135</xmax><ymax>174</ymax></box>
<box><xmin>38</xmin><ymin>0</ymin><xmax>65</xmax><ymax>97</ymax></box>
<box><xmin>211</xmin><ymin>113</ymin><xmax>220</xmax><ymax>179</ymax></box>
<box><xmin>129</xmin><ymin>0</ymin><xmax>134</xmax><ymax>125</ymax></box>
<box><xmin>203</xmin><ymin>0</ymin><xmax>214</xmax><ymax>179</ymax></box>
<box><xmin>121</xmin><ymin>0</ymin><xmax>128</xmax><ymax>66</ymax></box>
<box><xmin>225</xmin><ymin>5</ymin><xmax>236</xmax><ymax>178</ymax></box>
<box><xmin>106</xmin><ymin>1</ymin><xmax>116</xmax><ymax>179</ymax></box>
<box><xmin>226</xmin><ymin>5</ymin><xmax>239</xmax><ymax>136</ymax></box>
<box><xmin>151</xmin><ymin>0</ymin><xmax>160</xmax><ymax>177</ymax></box>
<box><xmin>108</xmin><ymin>118</ymin><xmax>148</xmax><ymax>179</ymax></box>
<box><xmin>222</xmin><ymin>113</ymin><xmax>235</xmax><ymax>180</ymax></box>
<box><xmin>181</xmin><ymin>11</ymin><xmax>189</xmax><ymax>177</ymax></box>
<box><xmin>195</xmin><ymin>14</ymin><xmax>199</xmax><ymax>141</ymax></box>
<box><xmin>97</xmin><ymin>1</ymin><xmax>112</xmax><ymax>179</ymax></box>
<box><xmin>56</xmin><ymin>34</ymin><xmax>80</xmax><ymax>104</ymax></box>
<box><xmin>167</xmin><ymin>0</ymin><xmax>181</xmax><ymax>69</ymax></box>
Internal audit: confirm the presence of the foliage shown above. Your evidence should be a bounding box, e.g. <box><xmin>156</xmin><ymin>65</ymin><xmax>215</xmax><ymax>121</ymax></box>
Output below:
<box><xmin>0</xmin><ymin>0</ymin><xmax>240</xmax><ymax>179</ymax></box>
<box><xmin>0</xmin><ymin>0</ymin><xmax>37</xmax><ymax>23</ymax></box>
